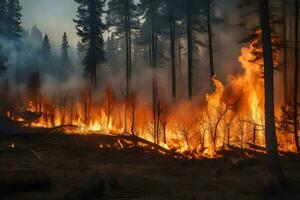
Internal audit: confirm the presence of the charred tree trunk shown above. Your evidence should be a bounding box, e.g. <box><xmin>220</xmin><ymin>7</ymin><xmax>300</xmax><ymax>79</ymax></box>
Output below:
<box><xmin>70</xmin><ymin>98</ymin><xmax>74</xmax><ymax>125</ymax></box>
<box><xmin>253</xmin><ymin>124</ymin><xmax>257</xmax><ymax>146</ymax></box>
<box><xmin>294</xmin><ymin>0</ymin><xmax>300</xmax><ymax>153</ymax></box>
<box><xmin>283</xmin><ymin>0</ymin><xmax>288</xmax><ymax>105</ymax></box>
<box><xmin>125</xmin><ymin>0</ymin><xmax>132</xmax><ymax>98</ymax></box>
<box><xmin>227</xmin><ymin>125</ymin><xmax>230</xmax><ymax>146</ymax></box>
<box><xmin>178</xmin><ymin>39</ymin><xmax>183</xmax><ymax>81</ymax></box>
<box><xmin>150</xmin><ymin>0</ymin><xmax>159</xmax><ymax>144</ymax></box>
<box><xmin>130</xmin><ymin>98</ymin><xmax>135</xmax><ymax>137</ymax></box>
<box><xmin>169</xmin><ymin>0</ymin><xmax>176</xmax><ymax>101</ymax></box>
<box><xmin>260</xmin><ymin>0</ymin><xmax>284</xmax><ymax>181</ymax></box>
<box><xmin>187</xmin><ymin>0</ymin><xmax>193</xmax><ymax>100</ymax></box>
<box><xmin>88</xmin><ymin>0</ymin><xmax>98</xmax><ymax>90</ymax></box>
<box><xmin>206</xmin><ymin>0</ymin><xmax>214</xmax><ymax>79</ymax></box>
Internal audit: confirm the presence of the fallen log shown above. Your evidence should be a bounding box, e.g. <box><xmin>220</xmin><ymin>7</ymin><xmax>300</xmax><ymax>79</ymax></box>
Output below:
<box><xmin>246</xmin><ymin>143</ymin><xmax>293</xmax><ymax>156</ymax></box>
<box><xmin>108</xmin><ymin>134</ymin><xmax>183</xmax><ymax>158</ymax></box>
<box><xmin>43</xmin><ymin>125</ymin><xmax>79</xmax><ymax>134</ymax></box>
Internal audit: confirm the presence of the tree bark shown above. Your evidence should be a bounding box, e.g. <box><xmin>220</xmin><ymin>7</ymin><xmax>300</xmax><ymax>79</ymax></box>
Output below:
<box><xmin>170</xmin><ymin>0</ymin><xmax>176</xmax><ymax>101</ymax></box>
<box><xmin>125</xmin><ymin>0</ymin><xmax>132</xmax><ymax>98</ymax></box>
<box><xmin>207</xmin><ymin>0</ymin><xmax>214</xmax><ymax>79</ymax></box>
<box><xmin>260</xmin><ymin>0</ymin><xmax>284</xmax><ymax>181</ymax></box>
<box><xmin>150</xmin><ymin>0</ymin><xmax>159</xmax><ymax>144</ymax></box>
<box><xmin>283</xmin><ymin>0</ymin><xmax>288</xmax><ymax>105</ymax></box>
<box><xmin>294</xmin><ymin>0</ymin><xmax>300</xmax><ymax>153</ymax></box>
<box><xmin>187</xmin><ymin>0</ymin><xmax>193</xmax><ymax>100</ymax></box>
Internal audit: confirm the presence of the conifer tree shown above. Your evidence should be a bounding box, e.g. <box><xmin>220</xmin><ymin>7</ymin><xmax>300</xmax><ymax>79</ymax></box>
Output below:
<box><xmin>61</xmin><ymin>32</ymin><xmax>71</xmax><ymax>67</ymax></box>
<box><xmin>74</xmin><ymin>0</ymin><xmax>106</xmax><ymax>89</ymax></box>
<box><xmin>30</xmin><ymin>25</ymin><xmax>43</xmax><ymax>45</ymax></box>
<box><xmin>42</xmin><ymin>34</ymin><xmax>51</xmax><ymax>58</ymax></box>
<box><xmin>6</xmin><ymin>0</ymin><xmax>22</xmax><ymax>39</ymax></box>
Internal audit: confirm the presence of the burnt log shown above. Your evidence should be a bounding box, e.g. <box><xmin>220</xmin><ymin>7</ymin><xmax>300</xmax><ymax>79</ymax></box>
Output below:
<box><xmin>110</xmin><ymin>134</ymin><xmax>183</xmax><ymax>158</ymax></box>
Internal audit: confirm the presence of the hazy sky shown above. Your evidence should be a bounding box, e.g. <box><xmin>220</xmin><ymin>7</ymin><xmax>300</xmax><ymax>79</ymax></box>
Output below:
<box><xmin>20</xmin><ymin>0</ymin><xmax>79</xmax><ymax>49</ymax></box>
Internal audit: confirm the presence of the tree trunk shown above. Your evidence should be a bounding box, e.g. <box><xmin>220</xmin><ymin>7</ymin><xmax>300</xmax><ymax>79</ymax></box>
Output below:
<box><xmin>187</xmin><ymin>0</ymin><xmax>193</xmax><ymax>100</ymax></box>
<box><xmin>150</xmin><ymin>0</ymin><xmax>159</xmax><ymax>144</ymax></box>
<box><xmin>260</xmin><ymin>0</ymin><xmax>284</xmax><ymax>181</ymax></box>
<box><xmin>207</xmin><ymin>0</ymin><xmax>214</xmax><ymax>79</ymax></box>
<box><xmin>178</xmin><ymin>39</ymin><xmax>183</xmax><ymax>81</ymax></box>
<box><xmin>125</xmin><ymin>0</ymin><xmax>131</xmax><ymax>98</ymax></box>
<box><xmin>170</xmin><ymin>0</ymin><xmax>176</xmax><ymax>101</ymax></box>
<box><xmin>283</xmin><ymin>0</ymin><xmax>288</xmax><ymax>105</ymax></box>
<box><xmin>294</xmin><ymin>0</ymin><xmax>300</xmax><ymax>153</ymax></box>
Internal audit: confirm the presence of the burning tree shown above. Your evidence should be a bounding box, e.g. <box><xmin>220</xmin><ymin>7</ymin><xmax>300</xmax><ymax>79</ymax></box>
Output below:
<box><xmin>26</xmin><ymin>70</ymin><xmax>42</xmax><ymax>114</ymax></box>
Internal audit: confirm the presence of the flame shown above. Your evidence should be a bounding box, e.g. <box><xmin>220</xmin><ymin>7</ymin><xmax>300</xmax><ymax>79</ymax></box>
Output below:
<box><xmin>5</xmin><ymin>30</ymin><xmax>298</xmax><ymax>158</ymax></box>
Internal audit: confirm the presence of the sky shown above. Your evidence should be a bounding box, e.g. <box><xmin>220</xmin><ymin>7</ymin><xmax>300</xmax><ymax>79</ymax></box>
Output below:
<box><xmin>20</xmin><ymin>0</ymin><xmax>79</xmax><ymax>49</ymax></box>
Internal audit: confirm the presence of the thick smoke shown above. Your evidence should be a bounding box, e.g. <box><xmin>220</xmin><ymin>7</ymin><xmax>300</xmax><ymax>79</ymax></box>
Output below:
<box><xmin>1</xmin><ymin>0</ymin><xmax>287</xmax><ymax>108</ymax></box>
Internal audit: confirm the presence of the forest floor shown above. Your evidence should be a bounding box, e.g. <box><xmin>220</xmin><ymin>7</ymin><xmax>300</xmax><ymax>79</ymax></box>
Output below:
<box><xmin>0</xmin><ymin>131</ymin><xmax>300</xmax><ymax>200</ymax></box>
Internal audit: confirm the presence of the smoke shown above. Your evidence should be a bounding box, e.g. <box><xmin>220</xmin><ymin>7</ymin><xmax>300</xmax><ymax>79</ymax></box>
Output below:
<box><xmin>1</xmin><ymin>0</ymin><xmax>287</xmax><ymax>109</ymax></box>
<box><xmin>0</xmin><ymin>29</ymin><xmax>86</xmax><ymax>102</ymax></box>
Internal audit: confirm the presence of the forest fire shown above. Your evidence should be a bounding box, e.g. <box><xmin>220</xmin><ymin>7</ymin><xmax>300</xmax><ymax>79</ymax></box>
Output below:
<box><xmin>1</xmin><ymin>0</ymin><xmax>300</xmax><ymax>199</ymax></box>
<box><xmin>5</xmin><ymin>30</ymin><xmax>297</xmax><ymax>158</ymax></box>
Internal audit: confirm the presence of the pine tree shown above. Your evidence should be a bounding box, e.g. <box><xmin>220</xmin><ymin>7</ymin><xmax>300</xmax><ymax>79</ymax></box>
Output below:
<box><xmin>61</xmin><ymin>32</ymin><xmax>71</xmax><ymax>67</ymax></box>
<box><xmin>74</xmin><ymin>0</ymin><xmax>106</xmax><ymax>90</ymax></box>
<box><xmin>6</xmin><ymin>0</ymin><xmax>22</xmax><ymax>39</ymax></box>
<box><xmin>76</xmin><ymin>41</ymin><xmax>86</xmax><ymax>54</ymax></box>
<box><xmin>30</xmin><ymin>25</ymin><xmax>43</xmax><ymax>45</ymax></box>
<box><xmin>107</xmin><ymin>0</ymin><xmax>139</xmax><ymax>97</ymax></box>
<box><xmin>42</xmin><ymin>34</ymin><xmax>51</xmax><ymax>58</ymax></box>
<box><xmin>0</xmin><ymin>0</ymin><xmax>7</xmax><ymax>36</ymax></box>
